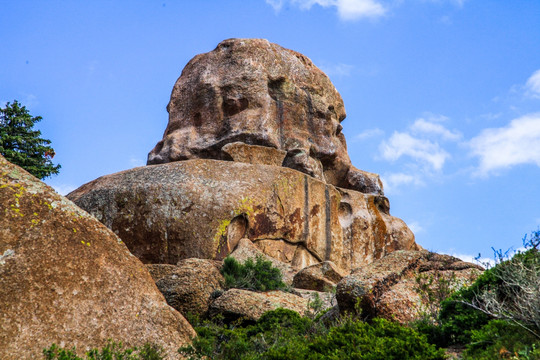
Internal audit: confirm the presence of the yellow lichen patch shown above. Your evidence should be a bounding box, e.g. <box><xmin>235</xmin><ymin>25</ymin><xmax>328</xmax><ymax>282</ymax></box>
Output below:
<box><xmin>1</xmin><ymin>182</ymin><xmax>27</xmax><ymax>217</ymax></box>
<box><xmin>212</xmin><ymin>197</ymin><xmax>255</xmax><ymax>256</ymax></box>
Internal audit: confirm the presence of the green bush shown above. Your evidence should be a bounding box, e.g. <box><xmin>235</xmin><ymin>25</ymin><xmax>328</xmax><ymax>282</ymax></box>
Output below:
<box><xmin>179</xmin><ymin>308</ymin><xmax>447</xmax><ymax>360</ymax></box>
<box><xmin>43</xmin><ymin>341</ymin><xmax>165</xmax><ymax>360</ymax></box>
<box><xmin>463</xmin><ymin>320</ymin><xmax>540</xmax><ymax>360</ymax></box>
<box><xmin>221</xmin><ymin>255</ymin><xmax>286</xmax><ymax>291</ymax></box>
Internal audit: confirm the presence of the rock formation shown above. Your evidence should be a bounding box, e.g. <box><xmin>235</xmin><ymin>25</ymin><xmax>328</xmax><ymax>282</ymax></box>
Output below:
<box><xmin>0</xmin><ymin>155</ymin><xmax>194</xmax><ymax>360</ymax></box>
<box><xmin>336</xmin><ymin>250</ymin><xmax>483</xmax><ymax>323</ymax></box>
<box><xmin>147</xmin><ymin>38</ymin><xmax>382</xmax><ymax>194</ymax></box>
<box><xmin>68</xmin><ymin>38</ymin><xmax>419</xmax><ymax>274</ymax></box>
<box><xmin>68</xmin><ymin>159</ymin><xmax>416</xmax><ymax>273</ymax></box>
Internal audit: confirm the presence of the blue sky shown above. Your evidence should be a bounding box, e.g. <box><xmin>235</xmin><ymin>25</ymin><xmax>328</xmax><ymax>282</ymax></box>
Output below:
<box><xmin>2</xmin><ymin>0</ymin><xmax>540</xmax><ymax>263</ymax></box>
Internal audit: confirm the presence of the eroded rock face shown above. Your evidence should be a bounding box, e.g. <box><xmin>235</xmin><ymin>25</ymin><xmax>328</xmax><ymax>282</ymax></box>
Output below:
<box><xmin>68</xmin><ymin>159</ymin><xmax>417</xmax><ymax>273</ymax></box>
<box><xmin>147</xmin><ymin>258</ymin><xmax>224</xmax><ymax>317</ymax></box>
<box><xmin>336</xmin><ymin>250</ymin><xmax>483</xmax><ymax>323</ymax></box>
<box><xmin>0</xmin><ymin>155</ymin><xmax>195</xmax><ymax>360</ymax></box>
<box><xmin>147</xmin><ymin>38</ymin><xmax>382</xmax><ymax>194</ymax></box>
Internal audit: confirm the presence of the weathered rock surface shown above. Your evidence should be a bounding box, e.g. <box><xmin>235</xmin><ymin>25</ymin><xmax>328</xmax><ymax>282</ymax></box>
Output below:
<box><xmin>292</xmin><ymin>288</ymin><xmax>336</xmax><ymax>313</ymax></box>
<box><xmin>147</xmin><ymin>38</ymin><xmax>382</xmax><ymax>194</ymax></box>
<box><xmin>230</xmin><ymin>238</ymin><xmax>296</xmax><ymax>285</ymax></box>
<box><xmin>336</xmin><ymin>250</ymin><xmax>483</xmax><ymax>323</ymax></box>
<box><xmin>0</xmin><ymin>155</ymin><xmax>195</xmax><ymax>360</ymax></box>
<box><xmin>208</xmin><ymin>288</ymin><xmax>309</xmax><ymax>322</ymax></box>
<box><xmin>147</xmin><ymin>258</ymin><xmax>224</xmax><ymax>317</ymax></box>
<box><xmin>222</xmin><ymin>142</ymin><xmax>287</xmax><ymax>166</ymax></box>
<box><xmin>292</xmin><ymin>261</ymin><xmax>345</xmax><ymax>292</ymax></box>
<box><xmin>68</xmin><ymin>159</ymin><xmax>417</xmax><ymax>273</ymax></box>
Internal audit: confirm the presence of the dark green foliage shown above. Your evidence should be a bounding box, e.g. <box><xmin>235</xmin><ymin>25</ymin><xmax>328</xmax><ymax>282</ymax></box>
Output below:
<box><xmin>414</xmin><ymin>230</ymin><xmax>540</xmax><ymax>358</ymax></box>
<box><xmin>433</xmin><ymin>268</ymin><xmax>496</xmax><ymax>346</ymax></box>
<box><xmin>463</xmin><ymin>320</ymin><xmax>540</xmax><ymax>360</ymax></box>
<box><xmin>43</xmin><ymin>341</ymin><xmax>165</xmax><ymax>360</ymax></box>
<box><xmin>221</xmin><ymin>255</ymin><xmax>286</xmax><ymax>291</ymax></box>
<box><xmin>0</xmin><ymin>100</ymin><xmax>60</xmax><ymax>179</ymax></box>
<box><xmin>179</xmin><ymin>308</ymin><xmax>447</xmax><ymax>360</ymax></box>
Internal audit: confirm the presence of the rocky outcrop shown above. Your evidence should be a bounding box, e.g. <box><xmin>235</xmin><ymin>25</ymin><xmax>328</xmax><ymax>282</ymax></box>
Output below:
<box><xmin>208</xmin><ymin>289</ymin><xmax>309</xmax><ymax>322</ymax></box>
<box><xmin>68</xmin><ymin>159</ymin><xmax>417</xmax><ymax>273</ymax></box>
<box><xmin>336</xmin><ymin>250</ymin><xmax>483</xmax><ymax>323</ymax></box>
<box><xmin>147</xmin><ymin>258</ymin><xmax>224</xmax><ymax>317</ymax></box>
<box><xmin>0</xmin><ymin>155</ymin><xmax>195</xmax><ymax>360</ymax></box>
<box><xmin>292</xmin><ymin>261</ymin><xmax>345</xmax><ymax>292</ymax></box>
<box><xmin>147</xmin><ymin>38</ymin><xmax>382</xmax><ymax>194</ymax></box>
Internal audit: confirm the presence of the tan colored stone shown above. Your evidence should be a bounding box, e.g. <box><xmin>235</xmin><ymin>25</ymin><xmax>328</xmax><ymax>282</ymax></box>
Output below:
<box><xmin>292</xmin><ymin>261</ymin><xmax>345</xmax><ymax>292</ymax></box>
<box><xmin>146</xmin><ymin>263</ymin><xmax>178</xmax><ymax>282</ymax></box>
<box><xmin>336</xmin><ymin>250</ymin><xmax>483</xmax><ymax>323</ymax></box>
<box><xmin>0</xmin><ymin>155</ymin><xmax>194</xmax><ymax>360</ymax></box>
<box><xmin>230</xmin><ymin>238</ymin><xmax>296</xmax><ymax>285</ymax></box>
<box><xmin>292</xmin><ymin>288</ymin><xmax>336</xmax><ymax>313</ymax></box>
<box><xmin>147</xmin><ymin>38</ymin><xmax>382</xmax><ymax>194</ymax></box>
<box><xmin>68</xmin><ymin>159</ymin><xmax>418</xmax><ymax>273</ymax></box>
<box><xmin>150</xmin><ymin>258</ymin><xmax>224</xmax><ymax>317</ymax></box>
<box><xmin>222</xmin><ymin>142</ymin><xmax>287</xmax><ymax>166</ymax></box>
<box><xmin>208</xmin><ymin>289</ymin><xmax>309</xmax><ymax>322</ymax></box>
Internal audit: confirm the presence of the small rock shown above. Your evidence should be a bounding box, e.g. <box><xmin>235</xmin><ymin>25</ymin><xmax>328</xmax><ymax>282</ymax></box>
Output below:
<box><xmin>292</xmin><ymin>261</ymin><xmax>345</xmax><ymax>292</ymax></box>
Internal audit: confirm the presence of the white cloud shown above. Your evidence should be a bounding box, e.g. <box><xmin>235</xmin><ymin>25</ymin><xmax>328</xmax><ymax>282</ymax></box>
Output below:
<box><xmin>469</xmin><ymin>113</ymin><xmax>540</xmax><ymax>176</ymax></box>
<box><xmin>407</xmin><ymin>221</ymin><xmax>424</xmax><ymax>234</ymax></box>
<box><xmin>334</xmin><ymin>0</ymin><xmax>386</xmax><ymax>20</ymax></box>
<box><xmin>444</xmin><ymin>252</ymin><xmax>495</xmax><ymax>268</ymax></box>
<box><xmin>266</xmin><ymin>0</ymin><xmax>387</xmax><ymax>20</ymax></box>
<box><xmin>526</xmin><ymin>69</ymin><xmax>540</xmax><ymax>99</ymax></box>
<box><xmin>380</xmin><ymin>132</ymin><xmax>450</xmax><ymax>170</ymax></box>
<box><xmin>51</xmin><ymin>184</ymin><xmax>77</xmax><ymax>196</ymax></box>
<box><xmin>129</xmin><ymin>157</ymin><xmax>146</xmax><ymax>168</ymax></box>
<box><xmin>355</xmin><ymin>128</ymin><xmax>383</xmax><ymax>141</ymax></box>
<box><xmin>381</xmin><ymin>172</ymin><xmax>424</xmax><ymax>194</ymax></box>
<box><xmin>318</xmin><ymin>63</ymin><xmax>354</xmax><ymax>77</ymax></box>
<box><xmin>266</xmin><ymin>0</ymin><xmax>284</xmax><ymax>11</ymax></box>
<box><xmin>411</xmin><ymin>118</ymin><xmax>461</xmax><ymax>141</ymax></box>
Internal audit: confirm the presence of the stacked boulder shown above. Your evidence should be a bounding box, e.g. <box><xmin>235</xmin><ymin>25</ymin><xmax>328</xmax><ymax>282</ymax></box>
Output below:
<box><xmin>67</xmin><ymin>38</ymin><xmax>418</xmax><ymax>274</ymax></box>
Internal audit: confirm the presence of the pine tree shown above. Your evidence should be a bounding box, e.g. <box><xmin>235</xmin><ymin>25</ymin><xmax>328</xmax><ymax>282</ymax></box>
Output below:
<box><xmin>0</xmin><ymin>100</ymin><xmax>61</xmax><ymax>179</ymax></box>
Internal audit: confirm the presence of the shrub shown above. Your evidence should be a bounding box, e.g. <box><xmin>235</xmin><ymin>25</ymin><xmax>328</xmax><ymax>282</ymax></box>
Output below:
<box><xmin>43</xmin><ymin>340</ymin><xmax>165</xmax><ymax>360</ymax></box>
<box><xmin>463</xmin><ymin>320</ymin><xmax>540</xmax><ymax>360</ymax></box>
<box><xmin>221</xmin><ymin>255</ymin><xmax>286</xmax><ymax>291</ymax></box>
<box><xmin>179</xmin><ymin>308</ymin><xmax>447</xmax><ymax>360</ymax></box>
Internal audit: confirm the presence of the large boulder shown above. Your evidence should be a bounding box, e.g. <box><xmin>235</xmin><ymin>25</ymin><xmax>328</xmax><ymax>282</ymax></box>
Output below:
<box><xmin>147</xmin><ymin>38</ymin><xmax>382</xmax><ymax>194</ymax></box>
<box><xmin>0</xmin><ymin>155</ymin><xmax>195</xmax><ymax>359</ymax></box>
<box><xmin>292</xmin><ymin>261</ymin><xmax>345</xmax><ymax>292</ymax></box>
<box><xmin>208</xmin><ymin>289</ymin><xmax>309</xmax><ymax>322</ymax></box>
<box><xmin>147</xmin><ymin>258</ymin><xmax>224</xmax><ymax>317</ymax></box>
<box><xmin>336</xmin><ymin>250</ymin><xmax>483</xmax><ymax>323</ymax></box>
<box><xmin>68</xmin><ymin>159</ymin><xmax>417</xmax><ymax>273</ymax></box>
